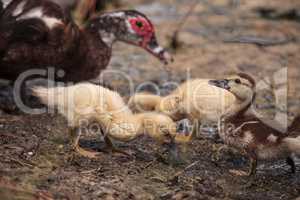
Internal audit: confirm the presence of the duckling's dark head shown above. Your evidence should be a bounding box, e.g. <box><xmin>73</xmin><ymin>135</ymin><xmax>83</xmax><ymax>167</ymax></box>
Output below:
<box><xmin>209</xmin><ymin>73</ymin><xmax>256</xmax><ymax>101</ymax></box>
<box><xmin>86</xmin><ymin>10</ymin><xmax>173</xmax><ymax>64</ymax></box>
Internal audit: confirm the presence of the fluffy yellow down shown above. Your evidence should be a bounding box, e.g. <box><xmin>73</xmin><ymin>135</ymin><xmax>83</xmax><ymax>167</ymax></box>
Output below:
<box><xmin>128</xmin><ymin>79</ymin><xmax>236</xmax><ymax>123</ymax></box>
<box><xmin>32</xmin><ymin>83</ymin><xmax>190</xmax><ymax>144</ymax></box>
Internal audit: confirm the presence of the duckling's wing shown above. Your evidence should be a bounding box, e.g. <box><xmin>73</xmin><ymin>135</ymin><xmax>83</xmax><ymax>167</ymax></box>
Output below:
<box><xmin>289</xmin><ymin>115</ymin><xmax>300</xmax><ymax>134</ymax></box>
<box><xmin>245</xmin><ymin>109</ymin><xmax>287</xmax><ymax>133</ymax></box>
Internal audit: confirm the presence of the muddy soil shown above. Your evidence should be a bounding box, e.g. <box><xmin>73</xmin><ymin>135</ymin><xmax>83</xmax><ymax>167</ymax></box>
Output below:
<box><xmin>1</xmin><ymin>0</ymin><xmax>300</xmax><ymax>199</ymax></box>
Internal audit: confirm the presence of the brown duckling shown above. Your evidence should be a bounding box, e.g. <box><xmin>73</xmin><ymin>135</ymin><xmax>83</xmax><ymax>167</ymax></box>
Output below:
<box><xmin>32</xmin><ymin>83</ymin><xmax>192</xmax><ymax>162</ymax></box>
<box><xmin>208</xmin><ymin>75</ymin><xmax>300</xmax><ymax>176</ymax></box>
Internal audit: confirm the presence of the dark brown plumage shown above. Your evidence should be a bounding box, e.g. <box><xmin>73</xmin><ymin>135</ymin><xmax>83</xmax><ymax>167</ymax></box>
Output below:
<box><xmin>0</xmin><ymin>0</ymin><xmax>172</xmax><ymax>83</ymax></box>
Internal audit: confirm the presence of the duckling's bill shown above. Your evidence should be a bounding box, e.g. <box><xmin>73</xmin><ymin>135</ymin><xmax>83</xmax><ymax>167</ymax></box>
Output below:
<box><xmin>208</xmin><ymin>79</ymin><xmax>230</xmax><ymax>90</ymax></box>
<box><xmin>175</xmin><ymin>119</ymin><xmax>193</xmax><ymax>143</ymax></box>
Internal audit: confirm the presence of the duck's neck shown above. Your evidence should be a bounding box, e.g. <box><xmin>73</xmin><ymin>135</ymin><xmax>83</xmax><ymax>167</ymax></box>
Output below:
<box><xmin>222</xmin><ymin>92</ymin><xmax>254</xmax><ymax>122</ymax></box>
<box><xmin>84</xmin><ymin>15</ymin><xmax>123</xmax><ymax>48</ymax></box>
<box><xmin>73</xmin><ymin>28</ymin><xmax>112</xmax><ymax>81</ymax></box>
<box><xmin>218</xmin><ymin>94</ymin><xmax>253</xmax><ymax>140</ymax></box>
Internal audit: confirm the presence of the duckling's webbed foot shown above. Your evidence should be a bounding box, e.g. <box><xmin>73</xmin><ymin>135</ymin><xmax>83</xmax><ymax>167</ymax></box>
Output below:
<box><xmin>69</xmin><ymin>127</ymin><xmax>101</xmax><ymax>159</ymax></box>
<box><xmin>229</xmin><ymin>151</ymin><xmax>257</xmax><ymax>176</ymax></box>
<box><xmin>286</xmin><ymin>157</ymin><xmax>296</xmax><ymax>174</ymax></box>
<box><xmin>102</xmin><ymin>136</ymin><xmax>131</xmax><ymax>157</ymax></box>
<box><xmin>214</xmin><ymin>145</ymin><xmax>230</xmax><ymax>161</ymax></box>
<box><xmin>74</xmin><ymin>145</ymin><xmax>101</xmax><ymax>158</ymax></box>
<box><xmin>247</xmin><ymin>152</ymin><xmax>257</xmax><ymax>176</ymax></box>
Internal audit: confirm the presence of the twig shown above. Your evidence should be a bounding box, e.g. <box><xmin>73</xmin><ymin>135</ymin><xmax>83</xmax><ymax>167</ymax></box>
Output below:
<box><xmin>8</xmin><ymin>158</ymin><xmax>35</xmax><ymax>168</ymax></box>
<box><xmin>232</xmin><ymin>121</ymin><xmax>259</xmax><ymax>135</ymax></box>
<box><xmin>223</xmin><ymin>36</ymin><xmax>294</xmax><ymax>47</ymax></box>
<box><xmin>143</xmin><ymin>160</ymin><xmax>156</xmax><ymax>170</ymax></box>
<box><xmin>168</xmin><ymin>160</ymin><xmax>200</xmax><ymax>182</ymax></box>
<box><xmin>80</xmin><ymin>167</ymin><xmax>102</xmax><ymax>174</ymax></box>
<box><xmin>150</xmin><ymin>171</ymin><xmax>168</xmax><ymax>182</ymax></box>
<box><xmin>170</xmin><ymin>0</ymin><xmax>199</xmax><ymax>49</ymax></box>
<box><xmin>2</xmin><ymin>145</ymin><xmax>24</xmax><ymax>151</ymax></box>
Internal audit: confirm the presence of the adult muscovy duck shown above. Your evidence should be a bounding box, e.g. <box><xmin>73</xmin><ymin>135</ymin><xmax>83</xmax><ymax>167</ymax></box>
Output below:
<box><xmin>0</xmin><ymin>0</ymin><xmax>172</xmax><ymax>83</ymax></box>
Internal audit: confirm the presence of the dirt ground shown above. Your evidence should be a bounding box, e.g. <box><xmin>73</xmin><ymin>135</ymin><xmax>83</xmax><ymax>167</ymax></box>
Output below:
<box><xmin>1</xmin><ymin>0</ymin><xmax>300</xmax><ymax>199</ymax></box>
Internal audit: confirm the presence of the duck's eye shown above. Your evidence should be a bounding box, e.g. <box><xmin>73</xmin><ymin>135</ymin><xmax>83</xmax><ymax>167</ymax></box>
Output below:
<box><xmin>136</xmin><ymin>21</ymin><xmax>143</xmax><ymax>28</ymax></box>
<box><xmin>235</xmin><ymin>79</ymin><xmax>241</xmax><ymax>84</ymax></box>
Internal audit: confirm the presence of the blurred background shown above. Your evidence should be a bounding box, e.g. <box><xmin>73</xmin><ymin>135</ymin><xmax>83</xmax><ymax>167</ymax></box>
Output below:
<box><xmin>95</xmin><ymin>0</ymin><xmax>300</xmax><ymax>122</ymax></box>
<box><xmin>0</xmin><ymin>0</ymin><xmax>300</xmax><ymax>199</ymax></box>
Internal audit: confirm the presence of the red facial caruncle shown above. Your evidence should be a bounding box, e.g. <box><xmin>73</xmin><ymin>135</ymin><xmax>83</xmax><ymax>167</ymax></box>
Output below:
<box><xmin>129</xmin><ymin>17</ymin><xmax>154</xmax><ymax>48</ymax></box>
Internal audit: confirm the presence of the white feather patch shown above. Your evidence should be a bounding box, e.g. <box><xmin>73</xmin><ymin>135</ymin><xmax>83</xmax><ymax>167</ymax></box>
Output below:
<box><xmin>104</xmin><ymin>12</ymin><xmax>125</xmax><ymax>18</ymax></box>
<box><xmin>12</xmin><ymin>0</ymin><xmax>26</xmax><ymax>16</ymax></box>
<box><xmin>2</xmin><ymin>0</ymin><xmax>13</xmax><ymax>9</ymax></box>
<box><xmin>99</xmin><ymin>31</ymin><xmax>116</xmax><ymax>46</ymax></box>
<box><xmin>267</xmin><ymin>134</ymin><xmax>278</xmax><ymax>143</ymax></box>
<box><xmin>153</xmin><ymin>46</ymin><xmax>163</xmax><ymax>54</ymax></box>
<box><xmin>42</xmin><ymin>16</ymin><xmax>63</xmax><ymax>29</ymax></box>
<box><xmin>243</xmin><ymin>131</ymin><xmax>254</xmax><ymax>146</ymax></box>
<box><xmin>125</xmin><ymin>20</ymin><xmax>135</xmax><ymax>34</ymax></box>
<box><xmin>17</xmin><ymin>7</ymin><xmax>63</xmax><ymax>29</ymax></box>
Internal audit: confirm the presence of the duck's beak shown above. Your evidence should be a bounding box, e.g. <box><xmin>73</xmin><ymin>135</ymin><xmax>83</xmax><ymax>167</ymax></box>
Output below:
<box><xmin>145</xmin><ymin>36</ymin><xmax>174</xmax><ymax>65</ymax></box>
<box><xmin>208</xmin><ymin>79</ymin><xmax>230</xmax><ymax>90</ymax></box>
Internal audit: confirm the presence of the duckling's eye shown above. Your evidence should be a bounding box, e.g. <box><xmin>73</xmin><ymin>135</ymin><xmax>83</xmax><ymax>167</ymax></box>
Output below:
<box><xmin>162</xmin><ymin>129</ymin><xmax>170</xmax><ymax>136</ymax></box>
<box><xmin>136</xmin><ymin>21</ymin><xmax>143</xmax><ymax>28</ymax></box>
<box><xmin>160</xmin><ymin>126</ymin><xmax>167</xmax><ymax>132</ymax></box>
<box><xmin>235</xmin><ymin>79</ymin><xmax>241</xmax><ymax>84</ymax></box>
<box><xmin>159</xmin><ymin>126</ymin><xmax>168</xmax><ymax>133</ymax></box>
<box><xmin>174</xmin><ymin>97</ymin><xmax>181</xmax><ymax>103</ymax></box>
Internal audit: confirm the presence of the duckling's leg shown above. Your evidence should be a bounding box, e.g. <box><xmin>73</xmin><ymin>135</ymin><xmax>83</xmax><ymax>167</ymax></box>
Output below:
<box><xmin>247</xmin><ymin>152</ymin><xmax>257</xmax><ymax>176</ymax></box>
<box><xmin>286</xmin><ymin>157</ymin><xmax>296</xmax><ymax>174</ymax></box>
<box><xmin>215</xmin><ymin>145</ymin><xmax>230</xmax><ymax>161</ymax></box>
<box><xmin>69</xmin><ymin>127</ymin><xmax>100</xmax><ymax>158</ymax></box>
<box><xmin>103</xmin><ymin>136</ymin><xmax>131</xmax><ymax>156</ymax></box>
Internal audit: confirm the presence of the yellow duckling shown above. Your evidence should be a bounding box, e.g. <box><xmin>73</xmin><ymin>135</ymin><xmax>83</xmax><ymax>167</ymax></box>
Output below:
<box><xmin>32</xmin><ymin>83</ymin><xmax>192</xmax><ymax>161</ymax></box>
<box><xmin>128</xmin><ymin>74</ymin><xmax>254</xmax><ymax>124</ymax></box>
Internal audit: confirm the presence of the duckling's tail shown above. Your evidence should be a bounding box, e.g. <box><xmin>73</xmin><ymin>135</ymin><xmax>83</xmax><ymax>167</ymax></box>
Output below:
<box><xmin>128</xmin><ymin>93</ymin><xmax>162</xmax><ymax>112</ymax></box>
<box><xmin>283</xmin><ymin>136</ymin><xmax>300</xmax><ymax>156</ymax></box>
<box><xmin>289</xmin><ymin>115</ymin><xmax>300</xmax><ymax>133</ymax></box>
<box><xmin>31</xmin><ymin>86</ymin><xmax>64</xmax><ymax>110</ymax></box>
